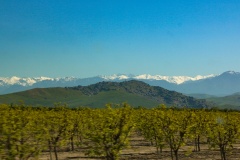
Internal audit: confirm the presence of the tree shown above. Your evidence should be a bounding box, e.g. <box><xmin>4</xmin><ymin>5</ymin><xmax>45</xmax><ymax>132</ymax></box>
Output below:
<box><xmin>0</xmin><ymin>105</ymin><xmax>47</xmax><ymax>160</ymax></box>
<box><xmin>207</xmin><ymin>112</ymin><xmax>240</xmax><ymax>160</ymax></box>
<box><xmin>86</xmin><ymin>103</ymin><xmax>135</xmax><ymax>160</ymax></box>
<box><xmin>44</xmin><ymin>106</ymin><xmax>74</xmax><ymax>160</ymax></box>
<box><xmin>137</xmin><ymin>108</ymin><xmax>165</xmax><ymax>159</ymax></box>
<box><xmin>159</xmin><ymin>108</ymin><xmax>193</xmax><ymax>160</ymax></box>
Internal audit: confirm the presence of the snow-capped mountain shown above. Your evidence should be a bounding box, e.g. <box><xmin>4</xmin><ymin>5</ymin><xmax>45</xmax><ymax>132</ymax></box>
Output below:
<box><xmin>0</xmin><ymin>73</ymin><xmax>216</xmax><ymax>87</ymax></box>
<box><xmin>0</xmin><ymin>76</ymin><xmax>53</xmax><ymax>86</ymax></box>
<box><xmin>100</xmin><ymin>74</ymin><xmax>216</xmax><ymax>84</ymax></box>
<box><xmin>0</xmin><ymin>71</ymin><xmax>239</xmax><ymax>96</ymax></box>
<box><xmin>0</xmin><ymin>77</ymin><xmax>77</xmax><ymax>87</ymax></box>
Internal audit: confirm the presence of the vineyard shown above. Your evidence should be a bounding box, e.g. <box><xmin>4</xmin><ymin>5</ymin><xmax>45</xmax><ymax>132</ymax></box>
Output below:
<box><xmin>0</xmin><ymin>104</ymin><xmax>240</xmax><ymax>160</ymax></box>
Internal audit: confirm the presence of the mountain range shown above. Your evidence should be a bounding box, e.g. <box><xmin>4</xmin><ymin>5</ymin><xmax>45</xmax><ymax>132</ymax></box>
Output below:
<box><xmin>0</xmin><ymin>80</ymin><xmax>211</xmax><ymax>108</ymax></box>
<box><xmin>0</xmin><ymin>71</ymin><xmax>240</xmax><ymax>96</ymax></box>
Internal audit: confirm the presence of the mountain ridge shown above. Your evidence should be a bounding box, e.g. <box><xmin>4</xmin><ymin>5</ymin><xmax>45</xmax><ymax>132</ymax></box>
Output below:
<box><xmin>0</xmin><ymin>71</ymin><xmax>239</xmax><ymax>96</ymax></box>
<box><xmin>0</xmin><ymin>80</ymin><xmax>211</xmax><ymax>108</ymax></box>
<box><xmin>0</xmin><ymin>73</ymin><xmax>217</xmax><ymax>86</ymax></box>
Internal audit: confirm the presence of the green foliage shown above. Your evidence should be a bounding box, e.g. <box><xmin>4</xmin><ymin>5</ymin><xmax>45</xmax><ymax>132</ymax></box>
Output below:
<box><xmin>137</xmin><ymin>107</ymin><xmax>165</xmax><ymax>158</ymax></box>
<box><xmin>206</xmin><ymin>112</ymin><xmax>240</xmax><ymax>160</ymax></box>
<box><xmin>44</xmin><ymin>107</ymin><xmax>74</xmax><ymax>160</ymax></box>
<box><xmin>85</xmin><ymin>103</ymin><xmax>135</xmax><ymax>160</ymax></box>
<box><xmin>0</xmin><ymin>103</ymin><xmax>240</xmax><ymax>160</ymax></box>
<box><xmin>0</xmin><ymin>105</ymin><xmax>47</xmax><ymax>160</ymax></box>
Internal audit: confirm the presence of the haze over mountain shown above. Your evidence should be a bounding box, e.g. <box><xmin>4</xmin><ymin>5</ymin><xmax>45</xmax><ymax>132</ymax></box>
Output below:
<box><xmin>0</xmin><ymin>71</ymin><xmax>239</xmax><ymax>96</ymax></box>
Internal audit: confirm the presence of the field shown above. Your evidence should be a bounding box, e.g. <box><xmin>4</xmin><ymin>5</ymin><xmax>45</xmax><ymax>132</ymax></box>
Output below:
<box><xmin>1</xmin><ymin>104</ymin><xmax>240</xmax><ymax>160</ymax></box>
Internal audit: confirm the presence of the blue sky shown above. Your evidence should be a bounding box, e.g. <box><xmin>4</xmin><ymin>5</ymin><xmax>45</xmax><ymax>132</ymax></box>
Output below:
<box><xmin>1</xmin><ymin>0</ymin><xmax>240</xmax><ymax>78</ymax></box>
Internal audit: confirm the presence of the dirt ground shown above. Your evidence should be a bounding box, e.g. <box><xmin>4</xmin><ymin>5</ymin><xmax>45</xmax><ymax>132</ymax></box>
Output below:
<box><xmin>37</xmin><ymin>136</ymin><xmax>240</xmax><ymax>160</ymax></box>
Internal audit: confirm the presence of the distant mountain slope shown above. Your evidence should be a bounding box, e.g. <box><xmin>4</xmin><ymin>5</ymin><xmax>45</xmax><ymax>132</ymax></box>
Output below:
<box><xmin>1</xmin><ymin>71</ymin><xmax>240</xmax><ymax>96</ymax></box>
<box><xmin>0</xmin><ymin>80</ymin><xmax>210</xmax><ymax>108</ymax></box>
<box><xmin>185</xmin><ymin>93</ymin><xmax>218</xmax><ymax>99</ymax></box>
<box><xmin>174</xmin><ymin>71</ymin><xmax>240</xmax><ymax>96</ymax></box>
<box><xmin>206</xmin><ymin>92</ymin><xmax>240</xmax><ymax>109</ymax></box>
<box><xmin>0</xmin><ymin>73</ymin><xmax>216</xmax><ymax>95</ymax></box>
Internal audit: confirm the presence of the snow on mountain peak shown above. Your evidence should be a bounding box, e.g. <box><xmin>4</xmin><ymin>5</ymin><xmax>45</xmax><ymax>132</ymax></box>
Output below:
<box><xmin>100</xmin><ymin>74</ymin><xmax>130</xmax><ymax>80</ymax></box>
<box><xmin>0</xmin><ymin>73</ymin><xmax>218</xmax><ymax>87</ymax></box>
<box><xmin>0</xmin><ymin>76</ymin><xmax>53</xmax><ymax>86</ymax></box>
<box><xmin>98</xmin><ymin>73</ymin><xmax>217</xmax><ymax>84</ymax></box>
<box><xmin>133</xmin><ymin>74</ymin><xmax>216</xmax><ymax>84</ymax></box>
<box><xmin>0</xmin><ymin>76</ymin><xmax>21</xmax><ymax>85</ymax></box>
<box><xmin>9</xmin><ymin>76</ymin><xmax>21</xmax><ymax>84</ymax></box>
<box><xmin>35</xmin><ymin>76</ymin><xmax>53</xmax><ymax>81</ymax></box>
<box><xmin>224</xmin><ymin>71</ymin><xmax>239</xmax><ymax>75</ymax></box>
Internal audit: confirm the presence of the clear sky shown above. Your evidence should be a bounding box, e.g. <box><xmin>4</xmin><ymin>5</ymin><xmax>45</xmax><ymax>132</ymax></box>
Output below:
<box><xmin>1</xmin><ymin>0</ymin><xmax>240</xmax><ymax>78</ymax></box>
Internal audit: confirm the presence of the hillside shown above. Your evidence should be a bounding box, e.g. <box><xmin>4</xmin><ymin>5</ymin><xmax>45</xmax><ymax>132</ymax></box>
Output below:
<box><xmin>186</xmin><ymin>93</ymin><xmax>218</xmax><ymax>99</ymax></box>
<box><xmin>0</xmin><ymin>80</ymin><xmax>211</xmax><ymax>108</ymax></box>
<box><xmin>206</xmin><ymin>92</ymin><xmax>240</xmax><ymax>109</ymax></box>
